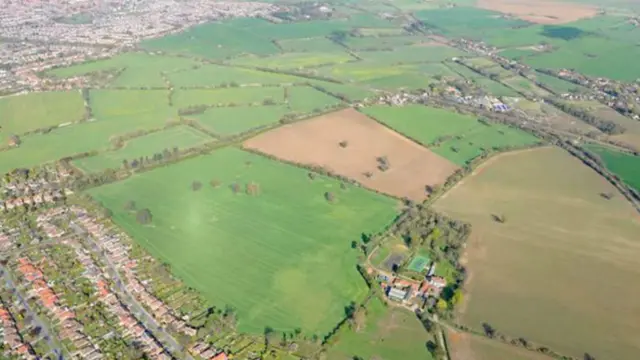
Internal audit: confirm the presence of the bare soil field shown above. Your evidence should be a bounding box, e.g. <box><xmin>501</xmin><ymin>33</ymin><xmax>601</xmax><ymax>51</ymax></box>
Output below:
<box><xmin>435</xmin><ymin>147</ymin><xmax>640</xmax><ymax>360</ymax></box>
<box><xmin>243</xmin><ymin>108</ymin><xmax>458</xmax><ymax>201</ymax></box>
<box><xmin>447</xmin><ymin>329</ymin><xmax>551</xmax><ymax>360</ymax></box>
<box><xmin>477</xmin><ymin>0</ymin><xmax>598</xmax><ymax>24</ymax></box>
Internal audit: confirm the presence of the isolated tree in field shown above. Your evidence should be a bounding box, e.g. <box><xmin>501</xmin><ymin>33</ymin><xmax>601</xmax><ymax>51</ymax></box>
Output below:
<box><xmin>377</xmin><ymin>156</ymin><xmax>390</xmax><ymax>172</ymax></box>
<box><xmin>135</xmin><ymin>208</ymin><xmax>153</xmax><ymax>225</ymax></box>
<box><xmin>338</xmin><ymin>140</ymin><xmax>349</xmax><ymax>148</ymax></box>
<box><xmin>246</xmin><ymin>182</ymin><xmax>260</xmax><ymax>196</ymax></box>
<box><xmin>482</xmin><ymin>322</ymin><xmax>496</xmax><ymax>338</ymax></box>
<box><xmin>124</xmin><ymin>200</ymin><xmax>136</xmax><ymax>211</ymax></box>
<box><xmin>492</xmin><ymin>214</ymin><xmax>507</xmax><ymax>223</ymax></box>
<box><xmin>191</xmin><ymin>181</ymin><xmax>202</xmax><ymax>191</ymax></box>
<box><xmin>324</xmin><ymin>191</ymin><xmax>335</xmax><ymax>203</ymax></box>
<box><xmin>363</xmin><ymin>171</ymin><xmax>373</xmax><ymax>178</ymax></box>
<box><xmin>600</xmin><ymin>192</ymin><xmax>614</xmax><ymax>200</ymax></box>
<box><xmin>210</xmin><ymin>179</ymin><xmax>221</xmax><ymax>188</ymax></box>
<box><xmin>8</xmin><ymin>135</ymin><xmax>21</xmax><ymax>146</ymax></box>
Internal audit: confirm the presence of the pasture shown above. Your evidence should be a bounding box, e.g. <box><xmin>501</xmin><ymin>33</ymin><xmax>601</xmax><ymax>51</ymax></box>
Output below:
<box><xmin>0</xmin><ymin>91</ymin><xmax>85</xmax><ymax>137</ymax></box>
<box><xmin>47</xmin><ymin>53</ymin><xmax>199</xmax><ymax>88</ymax></box>
<box><xmin>585</xmin><ymin>145</ymin><xmax>640</xmax><ymax>191</ymax></box>
<box><xmin>166</xmin><ymin>65</ymin><xmax>302</xmax><ymax>88</ymax></box>
<box><xmin>88</xmin><ymin>147</ymin><xmax>398</xmax><ymax>334</ymax></box>
<box><xmin>434</xmin><ymin>147</ymin><xmax>640</xmax><ymax>360</ymax></box>
<box><xmin>244</xmin><ymin>108</ymin><xmax>458</xmax><ymax>201</ymax></box>
<box><xmin>190</xmin><ymin>105</ymin><xmax>291</xmax><ymax>136</ymax></box>
<box><xmin>362</xmin><ymin>105</ymin><xmax>539</xmax><ymax>165</ymax></box>
<box><xmin>309</xmin><ymin>81</ymin><xmax>378</xmax><ymax>102</ymax></box>
<box><xmin>277</xmin><ymin>37</ymin><xmax>346</xmax><ymax>53</ymax></box>
<box><xmin>342</xmin><ymin>35</ymin><xmax>429</xmax><ymax>51</ymax></box>
<box><xmin>286</xmin><ymin>86</ymin><xmax>342</xmax><ymax>113</ymax></box>
<box><xmin>569</xmin><ymin>100</ymin><xmax>640</xmax><ymax>149</ymax></box>
<box><xmin>172</xmin><ymin>88</ymin><xmax>285</xmax><ymax>108</ymax></box>
<box><xmin>533</xmin><ymin>71</ymin><xmax>588</xmax><ymax>94</ymax></box>
<box><xmin>327</xmin><ymin>298</ymin><xmax>436</xmax><ymax>360</ymax></box>
<box><xmin>73</xmin><ymin>126</ymin><xmax>212</xmax><ymax>173</ymax></box>
<box><xmin>231</xmin><ymin>52</ymin><xmax>355</xmax><ymax>70</ymax></box>
<box><xmin>356</xmin><ymin>44</ymin><xmax>465</xmax><ymax>65</ymax></box>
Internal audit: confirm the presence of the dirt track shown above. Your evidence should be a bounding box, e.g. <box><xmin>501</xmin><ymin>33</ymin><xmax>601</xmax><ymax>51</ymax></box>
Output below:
<box><xmin>477</xmin><ymin>0</ymin><xmax>598</xmax><ymax>24</ymax></box>
<box><xmin>243</xmin><ymin>108</ymin><xmax>459</xmax><ymax>201</ymax></box>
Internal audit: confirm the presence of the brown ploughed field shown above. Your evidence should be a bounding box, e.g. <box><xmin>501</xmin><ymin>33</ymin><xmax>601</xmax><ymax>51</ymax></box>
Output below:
<box><xmin>243</xmin><ymin>108</ymin><xmax>458</xmax><ymax>201</ymax></box>
<box><xmin>477</xmin><ymin>0</ymin><xmax>598</xmax><ymax>24</ymax></box>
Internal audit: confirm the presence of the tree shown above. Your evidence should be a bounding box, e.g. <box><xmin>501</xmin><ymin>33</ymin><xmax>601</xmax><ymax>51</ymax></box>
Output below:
<box><xmin>191</xmin><ymin>181</ymin><xmax>202</xmax><ymax>191</ymax></box>
<box><xmin>8</xmin><ymin>134</ymin><xmax>21</xmax><ymax>146</ymax></box>
<box><xmin>124</xmin><ymin>200</ymin><xmax>136</xmax><ymax>211</ymax></box>
<box><xmin>339</xmin><ymin>140</ymin><xmax>349</xmax><ymax>148</ymax></box>
<box><xmin>584</xmin><ymin>353</ymin><xmax>596</xmax><ymax>360</ymax></box>
<box><xmin>135</xmin><ymin>208</ymin><xmax>153</xmax><ymax>225</ymax></box>
<box><xmin>324</xmin><ymin>191</ymin><xmax>335</xmax><ymax>203</ymax></box>
<box><xmin>308</xmin><ymin>172</ymin><xmax>316</xmax><ymax>180</ymax></box>
<box><xmin>482</xmin><ymin>322</ymin><xmax>496</xmax><ymax>338</ymax></box>
<box><xmin>102</xmin><ymin>208</ymin><xmax>113</xmax><ymax>218</ymax></box>
<box><xmin>426</xmin><ymin>340</ymin><xmax>444</xmax><ymax>358</ymax></box>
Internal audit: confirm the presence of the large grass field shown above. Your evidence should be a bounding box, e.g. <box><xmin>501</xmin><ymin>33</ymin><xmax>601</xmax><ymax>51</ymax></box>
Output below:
<box><xmin>0</xmin><ymin>91</ymin><xmax>85</xmax><ymax>137</ymax></box>
<box><xmin>434</xmin><ymin>147</ymin><xmax>640</xmax><ymax>360</ymax></box>
<box><xmin>190</xmin><ymin>105</ymin><xmax>291</xmax><ymax>136</ymax></box>
<box><xmin>327</xmin><ymin>298</ymin><xmax>435</xmax><ymax>360</ymax></box>
<box><xmin>356</xmin><ymin>44</ymin><xmax>465</xmax><ymax>65</ymax></box>
<box><xmin>586</xmin><ymin>145</ymin><xmax>640</xmax><ymax>191</ymax></box>
<box><xmin>231</xmin><ymin>52</ymin><xmax>355</xmax><ymax>70</ymax></box>
<box><xmin>287</xmin><ymin>86</ymin><xmax>343</xmax><ymax>113</ymax></box>
<box><xmin>88</xmin><ymin>147</ymin><xmax>398</xmax><ymax>334</ymax></box>
<box><xmin>47</xmin><ymin>53</ymin><xmax>199</xmax><ymax>88</ymax></box>
<box><xmin>72</xmin><ymin>126</ymin><xmax>213</xmax><ymax>173</ymax></box>
<box><xmin>172</xmin><ymin>88</ymin><xmax>285</xmax><ymax>108</ymax></box>
<box><xmin>277</xmin><ymin>37</ymin><xmax>346</xmax><ymax>53</ymax></box>
<box><xmin>362</xmin><ymin>105</ymin><xmax>540</xmax><ymax>165</ymax></box>
<box><xmin>167</xmin><ymin>65</ymin><xmax>302</xmax><ymax>88</ymax></box>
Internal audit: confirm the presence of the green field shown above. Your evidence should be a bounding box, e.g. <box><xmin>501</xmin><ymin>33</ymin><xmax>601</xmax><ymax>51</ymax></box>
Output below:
<box><xmin>88</xmin><ymin>147</ymin><xmax>398</xmax><ymax>334</ymax></box>
<box><xmin>327</xmin><ymin>298</ymin><xmax>435</xmax><ymax>360</ymax></box>
<box><xmin>342</xmin><ymin>35</ymin><xmax>427</xmax><ymax>51</ymax></box>
<box><xmin>191</xmin><ymin>105</ymin><xmax>291</xmax><ymax>136</ymax></box>
<box><xmin>356</xmin><ymin>44</ymin><xmax>465</xmax><ymax>64</ymax></box>
<box><xmin>277</xmin><ymin>37</ymin><xmax>346</xmax><ymax>53</ymax></box>
<box><xmin>502</xmin><ymin>76</ymin><xmax>552</xmax><ymax>98</ymax></box>
<box><xmin>435</xmin><ymin>147</ymin><xmax>640</xmax><ymax>360</ymax></box>
<box><xmin>167</xmin><ymin>65</ymin><xmax>302</xmax><ymax>88</ymax></box>
<box><xmin>73</xmin><ymin>126</ymin><xmax>212</xmax><ymax>173</ymax></box>
<box><xmin>586</xmin><ymin>145</ymin><xmax>640</xmax><ymax>191</ymax></box>
<box><xmin>287</xmin><ymin>86</ymin><xmax>342</xmax><ymax>113</ymax></box>
<box><xmin>533</xmin><ymin>72</ymin><xmax>589</xmax><ymax>94</ymax></box>
<box><xmin>172</xmin><ymin>88</ymin><xmax>285</xmax><ymax>108</ymax></box>
<box><xmin>362</xmin><ymin>105</ymin><xmax>539</xmax><ymax>164</ymax></box>
<box><xmin>309</xmin><ymin>81</ymin><xmax>377</xmax><ymax>102</ymax></box>
<box><xmin>0</xmin><ymin>91</ymin><xmax>85</xmax><ymax>137</ymax></box>
<box><xmin>48</xmin><ymin>53</ymin><xmax>199</xmax><ymax>88</ymax></box>
<box><xmin>232</xmin><ymin>52</ymin><xmax>355</xmax><ymax>69</ymax></box>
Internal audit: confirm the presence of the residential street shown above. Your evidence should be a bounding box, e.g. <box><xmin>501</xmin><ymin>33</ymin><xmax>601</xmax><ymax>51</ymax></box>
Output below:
<box><xmin>69</xmin><ymin>222</ymin><xmax>193</xmax><ymax>360</ymax></box>
<box><xmin>0</xmin><ymin>264</ymin><xmax>64</xmax><ymax>359</ymax></box>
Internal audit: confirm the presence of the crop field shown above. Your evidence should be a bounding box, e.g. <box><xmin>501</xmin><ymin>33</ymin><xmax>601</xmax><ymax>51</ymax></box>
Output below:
<box><xmin>448</xmin><ymin>330</ymin><xmax>550</xmax><ymax>360</ymax></box>
<box><xmin>362</xmin><ymin>105</ymin><xmax>539</xmax><ymax>165</ymax></box>
<box><xmin>277</xmin><ymin>37</ymin><xmax>346</xmax><ymax>53</ymax></box>
<box><xmin>508</xmin><ymin>99</ymin><xmax>598</xmax><ymax>133</ymax></box>
<box><xmin>286</xmin><ymin>86</ymin><xmax>342</xmax><ymax>113</ymax></box>
<box><xmin>585</xmin><ymin>145</ymin><xmax>640</xmax><ymax>191</ymax></box>
<box><xmin>476</xmin><ymin>0</ymin><xmax>598</xmax><ymax>24</ymax></box>
<box><xmin>166</xmin><ymin>65</ymin><xmax>301</xmax><ymax>88</ymax></box>
<box><xmin>172</xmin><ymin>88</ymin><xmax>285</xmax><ymax>109</ymax></box>
<box><xmin>434</xmin><ymin>147</ymin><xmax>640</xmax><ymax>360</ymax></box>
<box><xmin>243</xmin><ymin>108</ymin><xmax>458</xmax><ymax>201</ymax></box>
<box><xmin>231</xmin><ymin>52</ymin><xmax>355</xmax><ymax>69</ymax></box>
<box><xmin>190</xmin><ymin>105</ymin><xmax>291</xmax><ymax>136</ymax></box>
<box><xmin>73</xmin><ymin>126</ymin><xmax>213</xmax><ymax>173</ymax></box>
<box><xmin>88</xmin><ymin>147</ymin><xmax>398</xmax><ymax>334</ymax></box>
<box><xmin>327</xmin><ymin>298</ymin><xmax>436</xmax><ymax>360</ymax></box>
<box><xmin>356</xmin><ymin>44</ymin><xmax>465</xmax><ymax>65</ymax></box>
<box><xmin>0</xmin><ymin>91</ymin><xmax>85</xmax><ymax>137</ymax></box>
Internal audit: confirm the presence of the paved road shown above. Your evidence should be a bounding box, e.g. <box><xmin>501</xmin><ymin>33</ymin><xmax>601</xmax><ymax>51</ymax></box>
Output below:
<box><xmin>69</xmin><ymin>222</ymin><xmax>192</xmax><ymax>360</ymax></box>
<box><xmin>0</xmin><ymin>265</ymin><xmax>64</xmax><ymax>359</ymax></box>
